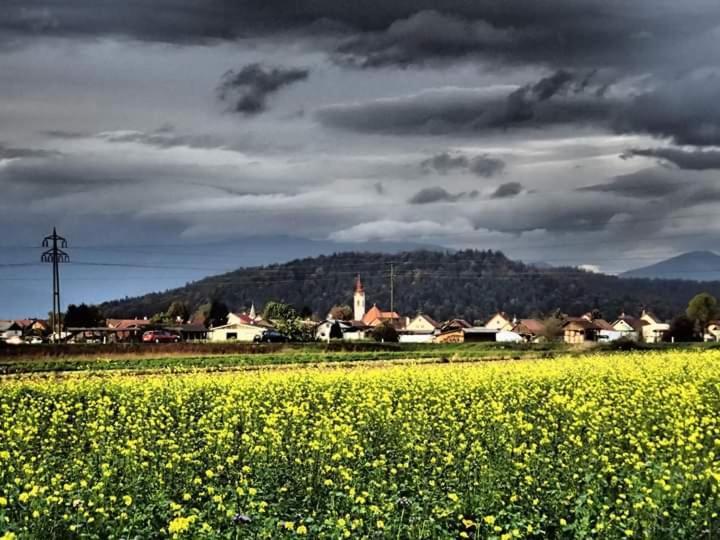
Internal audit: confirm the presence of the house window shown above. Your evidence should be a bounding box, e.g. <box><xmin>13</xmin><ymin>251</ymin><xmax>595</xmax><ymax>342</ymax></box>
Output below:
<box><xmin>226</xmin><ymin>332</ymin><xmax>237</xmax><ymax>340</ymax></box>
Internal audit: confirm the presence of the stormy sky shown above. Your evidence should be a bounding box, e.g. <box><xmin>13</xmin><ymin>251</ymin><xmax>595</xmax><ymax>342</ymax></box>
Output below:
<box><xmin>2</xmin><ymin>0</ymin><xmax>720</xmax><ymax>316</ymax></box>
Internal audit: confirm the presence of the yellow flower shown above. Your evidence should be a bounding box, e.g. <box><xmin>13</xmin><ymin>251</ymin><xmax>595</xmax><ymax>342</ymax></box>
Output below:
<box><xmin>483</xmin><ymin>515</ymin><xmax>496</xmax><ymax>526</ymax></box>
<box><xmin>376</xmin><ymin>520</ymin><xmax>385</xmax><ymax>529</ymax></box>
<box><xmin>448</xmin><ymin>492</ymin><xmax>459</xmax><ymax>502</ymax></box>
<box><xmin>18</xmin><ymin>493</ymin><xmax>29</xmax><ymax>504</ymax></box>
<box><xmin>296</xmin><ymin>524</ymin><xmax>308</xmax><ymax>535</ymax></box>
<box><xmin>0</xmin><ymin>532</ymin><xmax>17</xmax><ymax>540</ymax></box>
<box><xmin>0</xmin><ymin>496</ymin><xmax>7</xmax><ymax>507</ymax></box>
<box><xmin>123</xmin><ymin>495</ymin><xmax>133</xmax><ymax>507</ymax></box>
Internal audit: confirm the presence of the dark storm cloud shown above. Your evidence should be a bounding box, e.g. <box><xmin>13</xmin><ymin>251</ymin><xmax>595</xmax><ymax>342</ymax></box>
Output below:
<box><xmin>408</xmin><ymin>186</ymin><xmax>478</xmax><ymax>204</ymax></box>
<box><xmin>614</xmin><ymin>75</ymin><xmax>720</xmax><ymax>146</ymax></box>
<box><xmin>333</xmin><ymin>10</ymin><xmax>513</xmax><ymax>68</ymax></box>
<box><xmin>623</xmin><ymin>147</ymin><xmax>720</xmax><ymax>170</ymax></box>
<box><xmin>217</xmin><ymin>63</ymin><xmax>309</xmax><ymax>115</ymax></box>
<box><xmin>491</xmin><ymin>182</ymin><xmax>523</xmax><ymax>198</ymax></box>
<box><xmin>578</xmin><ymin>169</ymin><xmax>683</xmax><ymax>198</ymax></box>
<box><xmin>421</xmin><ymin>151</ymin><xmax>505</xmax><ymax>177</ymax></box>
<box><xmin>5</xmin><ymin>1</ymin><xmax>718</xmax><ymax>72</ymax></box>
<box><xmin>317</xmin><ymin>71</ymin><xmax>613</xmax><ymax>135</ymax></box>
<box><xmin>0</xmin><ymin>143</ymin><xmax>59</xmax><ymax>160</ymax></box>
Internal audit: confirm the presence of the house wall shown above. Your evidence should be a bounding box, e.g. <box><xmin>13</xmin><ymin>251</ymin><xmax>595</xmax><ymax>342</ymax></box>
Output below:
<box><xmin>399</xmin><ymin>333</ymin><xmax>435</xmax><ymax>344</ymax></box>
<box><xmin>598</xmin><ymin>330</ymin><xmax>624</xmax><ymax>342</ymax></box>
<box><xmin>496</xmin><ymin>331</ymin><xmax>523</xmax><ymax>343</ymax></box>
<box><xmin>642</xmin><ymin>325</ymin><xmax>669</xmax><ymax>344</ymax></box>
<box><xmin>210</xmin><ymin>325</ymin><xmax>264</xmax><ymax>342</ymax></box>
<box><xmin>406</xmin><ymin>317</ymin><xmax>436</xmax><ymax>333</ymax></box>
<box><xmin>435</xmin><ymin>330</ymin><xmax>464</xmax><ymax>344</ymax></box>
<box><xmin>485</xmin><ymin>314</ymin><xmax>513</xmax><ymax>331</ymax></box>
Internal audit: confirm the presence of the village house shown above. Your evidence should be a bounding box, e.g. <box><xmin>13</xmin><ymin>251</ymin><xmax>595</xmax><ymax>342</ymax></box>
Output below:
<box><xmin>512</xmin><ymin>319</ymin><xmax>546</xmax><ymax>342</ymax></box>
<box><xmin>484</xmin><ymin>312</ymin><xmax>515</xmax><ymax>331</ymax></box>
<box><xmin>639</xmin><ymin>310</ymin><xmax>670</xmax><ymax>343</ymax></box>
<box><xmin>705</xmin><ymin>320</ymin><xmax>720</xmax><ymax>342</ymax></box>
<box><xmin>0</xmin><ymin>320</ymin><xmax>23</xmax><ymax>342</ymax></box>
<box><xmin>611</xmin><ymin>314</ymin><xmax>647</xmax><ymax>341</ymax></box>
<box><xmin>435</xmin><ymin>326</ymin><xmax>499</xmax><ymax>343</ymax></box>
<box><xmin>210</xmin><ymin>306</ymin><xmax>274</xmax><ymax>342</ymax></box>
<box><xmin>399</xmin><ymin>313</ymin><xmax>440</xmax><ymax>343</ymax></box>
<box><xmin>562</xmin><ymin>312</ymin><xmax>620</xmax><ymax>344</ymax></box>
<box><xmin>563</xmin><ymin>318</ymin><xmax>600</xmax><ymax>344</ymax></box>
<box><xmin>106</xmin><ymin>318</ymin><xmax>153</xmax><ymax>342</ymax></box>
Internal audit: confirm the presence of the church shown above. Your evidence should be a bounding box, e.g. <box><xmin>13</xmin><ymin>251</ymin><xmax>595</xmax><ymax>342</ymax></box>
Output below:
<box><xmin>353</xmin><ymin>275</ymin><xmax>405</xmax><ymax>328</ymax></box>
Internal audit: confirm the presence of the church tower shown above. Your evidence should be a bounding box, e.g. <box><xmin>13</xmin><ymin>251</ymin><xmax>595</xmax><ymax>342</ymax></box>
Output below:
<box><xmin>353</xmin><ymin>275</ymin><xmax>366</xmax><ymax>321</ymax></box>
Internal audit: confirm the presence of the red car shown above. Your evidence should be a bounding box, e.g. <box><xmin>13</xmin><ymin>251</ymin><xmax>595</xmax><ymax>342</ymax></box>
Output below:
<box><xmin>142</xmin><ymin>330</ymin><xmax>180</xmax><ymax>343</ymax></box>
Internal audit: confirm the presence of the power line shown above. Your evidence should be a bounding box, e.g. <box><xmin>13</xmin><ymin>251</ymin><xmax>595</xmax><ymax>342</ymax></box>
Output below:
<box><xmin>41</xmin><ymin>228</ymin><xmax>69</xmax><ymax>342</ymax></box>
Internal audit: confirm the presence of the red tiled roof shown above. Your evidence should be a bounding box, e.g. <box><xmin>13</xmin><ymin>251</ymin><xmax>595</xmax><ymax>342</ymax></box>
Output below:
<box><xmin>515</xmin><ymin>319</ymin><xmax>545</xmax><ymax>334</ymax></box>
<box><xmin>106</xmin><ymin>318</ymin><xmax>152</xmax><ymax>330</ymax></box>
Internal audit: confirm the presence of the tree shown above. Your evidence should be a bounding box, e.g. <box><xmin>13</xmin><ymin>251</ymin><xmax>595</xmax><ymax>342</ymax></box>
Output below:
<box><xmin>263</xmin><ymin>301</ymin><xmax>297</xmax><ymax>322</ymax></box>
<box><xmin>686</xmin><ymin>293</ymin><xmax>718</xmax><ymax>331</ymax></box>
<box><xmin>372</xmin><ymin>322</ymin><xmax>399</xmax><ymax>343</ymax></box>
<box><xmin>539</xmin><ymin>316</ymin><xmax>564</xmax><ymax>342</ymax></box>
<box><xmin>64</xmin><ymin>304</ymin><xmax>104</xmax><ymax>328</ymax></box>
<box><xmin>193</xmin><ymin>299</ymin><xmax>229</xmax><ymax>328</ymax></box>
<box><xmin>329</xmin><ymin>304</ymin><xmax>353</xmax><ymax>321</ymax></box>
<box><xmin>166</xmin><ymin>301</ymin><xmax>190</xmax><ymax>323</ymax></box>
<box><xmin>329</xmin><ymin>321</ymin><xmax>344</xmax><ymax>340</ymax></box>
<box><xmin>667</xmin><ymin>314</ymin><xmax>698</xmax><ymax>342</ymax></box>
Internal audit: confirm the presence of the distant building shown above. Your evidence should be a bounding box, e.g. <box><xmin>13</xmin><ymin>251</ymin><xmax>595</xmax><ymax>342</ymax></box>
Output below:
<box><xmin>639</xmin><ymin>310</ymin><xmax>670</xmax><ymax>343</ymax></box>
<box><xmin>705</xmin><ymin>320</ymin><xmax>720</xmax><ymax>342</ymax></box>
<box><xmin>484</xmin><ymin>312</ymin><xmax>515</xmax><ymax>331</ymax></box>
<box><xmin>435</xmin><ymin>327</ymin><xmax>498</xmax><ymax>343</ymax></box>
<box><xmin>512</xmin><ymin>319</ymin><xmax>546</xmax><ymax>342</ymax></box>
<box><xmin>611</xmin><ymin>314</ymin><xmax>647</xmax><ymax>341</ymax></box>
<box><xmin>210</xmin><ymin>310</ymin><xmax>274</xmax><ymax>342</ymax></box>
<box><xmin>0</xmin><ymin>320</ymin><xmax>23</xmax><ymax>341</ymax></box>
<box><xmin>353</xmin><ymin>276</ymin><xmax>366</xmax><ymax>322</ymax></box>
<box><xmin>106</xmin><ymin>318</ymin><xmax>153</xmax><ymax>342</ymax></box>
<box><xmin>399</xmin><ymin>313</ymin><xmax>440</xmax><ymax>343</ymax></box>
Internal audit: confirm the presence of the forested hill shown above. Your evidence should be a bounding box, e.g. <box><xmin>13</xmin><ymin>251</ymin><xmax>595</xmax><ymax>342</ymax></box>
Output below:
<box><xmin>100</xmin><ymin>250</ymin><xmax>720</xmax><ymax>323</ymax></box>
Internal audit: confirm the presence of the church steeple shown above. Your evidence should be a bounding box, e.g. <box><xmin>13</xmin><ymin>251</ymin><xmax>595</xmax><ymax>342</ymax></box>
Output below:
<box><xmin>353</xmin><ymin>274</ymin><xmax>366</xmax><ymax>321</ymax></box>
<box><xmin>249</xmin><ymin>302</ymin><xmax>257</xmax><ymax>321</ymax></box>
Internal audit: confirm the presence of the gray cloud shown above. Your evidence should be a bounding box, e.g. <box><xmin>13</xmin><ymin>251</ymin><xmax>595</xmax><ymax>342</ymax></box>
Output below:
<box><xmin>578</xmin><ymin>169</ymin><xmax>683</xmax><ymax>198</ymax></box>
<box><xmin>317</xmin><ymin>71</ymin><xmax>614</xmax><ymax>135</ymax></box>
<box><xmin>615</xmin><ymin>74</ymin><xmax>720</xmax><ymax>146</ymax></box>
<box><xmin>0</xmin><ymin>143</ymin><xmax>59</xmax><ymax>160</ymax></box>
<box><xmin>217</xmin><ymin>63</ymin><xmax>309</xmax><ymax>115</ymax></box>
<box><xmin>4</xmin><ymin>1</ymin><xmax>718</xmax><ymax>73</ymax></box>
<box><xmin>421</xmin><ymin>151</ymin><xmax>505</xmax><ymax>177</ymax></box>
<box><xmin>408</xmin><ymin>186</ymin><xmax>478</xmax><ymax>204</ymax></box>
<box><xmin>334</xmin><ymin>10</ymin><xmax>513</xmax><ymax>68</ymax></box>
<box><xmin>624</xmin><ymin>147</ymin><xmax>720</xmax><ymax>170</ymax></box>
<box><xmin>491</xmin><ymin>182</ymin><xmax>523</xmax><ymax>198</ymax></box>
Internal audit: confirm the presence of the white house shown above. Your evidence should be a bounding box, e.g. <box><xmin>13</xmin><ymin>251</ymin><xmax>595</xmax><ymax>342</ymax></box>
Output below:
<box><xmin>209</xmin><ymin>309</ymin><xmax>274</xmax><ymax>342</ymax></box>
<box><xmin>484</xmin><ymin>312</ymin><xmax>515</xmax><ymax>331</ymax></box>
<box><xmin>315</xmin><ymin>319</ymin><xmax>369</xmax><ymax>342</ymax></box>
<box><xmin>611</xmin><ymin>316</ymin><xmax>646</xmax><ymax>341</ymax></box>
<box><xmin>705</xmin><ymin>320</ymin><xmax>720</xmax><ymax>342</ymax></box>
<box><xmin>639</xmin><ymin>310</ymin><xmax>670</xmax><ymax>343</ymax></box>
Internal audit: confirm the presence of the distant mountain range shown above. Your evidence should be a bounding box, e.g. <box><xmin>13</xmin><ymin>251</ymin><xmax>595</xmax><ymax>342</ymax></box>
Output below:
<box><xmin>100</xmin><ymin>250</ymin><xmax>720</xmax><ymax>323</ymax></box>
<box><xmin>621</xmin><ymin>251</ymin><xmax>720</xmax><ymax>281</ymax></box>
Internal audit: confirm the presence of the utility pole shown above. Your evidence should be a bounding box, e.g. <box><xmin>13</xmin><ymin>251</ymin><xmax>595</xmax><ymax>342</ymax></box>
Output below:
<box><xmin>42</xmin><ymin>228</ymin><xmax>69</xmax><ymax>343</ymax></box>
<box><xmin>390</xmin><ymin>263</ymin><xmax>395</xmax><ymax>314</ymax></box>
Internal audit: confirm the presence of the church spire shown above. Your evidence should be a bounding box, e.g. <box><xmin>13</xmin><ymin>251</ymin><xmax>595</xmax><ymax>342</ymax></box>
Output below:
<box><xmin>249</xmin><ymin>302</ymin><xmax>257</xmax><ymax>320</ymax></box>
<box><xmin>353</xmin><ymin>275</ymin><xmax>366</xmax><ymax>321</ymax></box>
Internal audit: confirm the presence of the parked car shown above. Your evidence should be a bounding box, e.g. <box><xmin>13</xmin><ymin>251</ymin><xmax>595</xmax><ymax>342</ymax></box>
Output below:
<box><xmin>4</xmin><ymin>336</ymin><xmax>24</xmax><ymax>345</ymax></box>
<box><xmin>27</xmin><ymin>336</ymin><xmax>45</xmax><ymax>345</ymax></box>
<box><xmin>142</xmin><ymin>330</ymin><xmax>180</xmax><ymax>343</ymax></box>
<box><xmin>253</xmin><ymin>330</ymin><xmax>289</xmax><ymax>343</ymax></box>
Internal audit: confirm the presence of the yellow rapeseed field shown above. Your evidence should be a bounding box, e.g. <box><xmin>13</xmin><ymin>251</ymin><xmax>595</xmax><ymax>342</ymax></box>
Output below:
<box><xmin>1</xmin><ymin>351</ymin><xmax>720</xmax><ymax>538</ymax></box>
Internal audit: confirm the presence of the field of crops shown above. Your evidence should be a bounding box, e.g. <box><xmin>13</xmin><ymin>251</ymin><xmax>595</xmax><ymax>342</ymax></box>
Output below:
<box><xmin>1</xmin><ymin>351</ymin><xmax>720</xmax><ymax>539</ymax></box>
